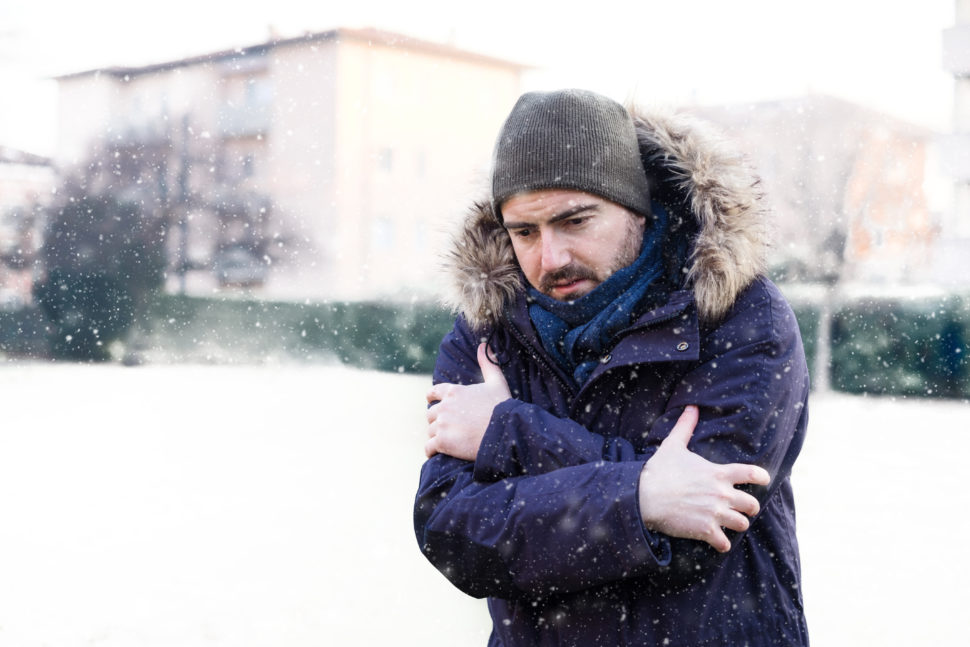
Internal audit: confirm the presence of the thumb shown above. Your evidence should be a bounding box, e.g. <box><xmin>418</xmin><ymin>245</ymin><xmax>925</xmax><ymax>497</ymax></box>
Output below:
<box><xmin>477</xmin><ymin>343</ymin><xmax>508</xmax><ymax>388</ymax></box>
<box><xmin>664</xmin><ymin>405</ymin><xmax>699</xmax><ymax>447</ymax></box>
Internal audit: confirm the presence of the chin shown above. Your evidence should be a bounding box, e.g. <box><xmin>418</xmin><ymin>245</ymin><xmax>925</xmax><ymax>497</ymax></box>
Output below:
<box><xmin>548</xmin><ymin>282</ymin><xmax>597</xmax><ymax>301</ymax></box>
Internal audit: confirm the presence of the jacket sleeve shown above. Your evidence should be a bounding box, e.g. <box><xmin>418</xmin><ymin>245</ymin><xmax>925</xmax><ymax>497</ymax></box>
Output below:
<box><xmin>472</xmin><ymin>398</ymin><xmax>649</xmax><ymax>482</ymax></box>
<box><xmin>433</xmin><ymin>316</ymin><xmax>648</xmax><ymax>477</ymax></box>
<box><xmin>415</xmin><ymin>317</ymin><xmax>670</xmax><ymax>599</ymax></box>
<box><xmin>415</xmin><ymin>453</ymin><xmax>666</xmax><ymax>599</ymax></box>
<box><xmin>432</xmin><ymin>315</ymin><xmax>662</xmax><ymax>481</ymax></box>
<box><xmin>468</xmin><ymin>339</ymin><xmax>653</xmax><ymax>482</ymax></box>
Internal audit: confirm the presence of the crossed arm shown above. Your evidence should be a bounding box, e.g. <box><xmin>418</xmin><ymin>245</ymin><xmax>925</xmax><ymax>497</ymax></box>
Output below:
<box><xmin>425</xmin><ymin>343</ymin><xmax>770</xmax><ymax>554</ymax></box>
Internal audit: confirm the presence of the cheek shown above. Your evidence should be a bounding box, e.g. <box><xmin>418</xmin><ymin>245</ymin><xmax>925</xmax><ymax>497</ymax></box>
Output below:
<box><xmin>511</xmin><ymin>242</ymin><xmax>541</xmax><ymax>283</ymax></box>
<box><xmin>572</xmin><ymin>240</ymin><xmax>610</xmax><ymax>271</ymax></box>
<box><xmin>580</xmin><ymin>231</ymin><xmax>629</xmax><ymax>273</ymax></box>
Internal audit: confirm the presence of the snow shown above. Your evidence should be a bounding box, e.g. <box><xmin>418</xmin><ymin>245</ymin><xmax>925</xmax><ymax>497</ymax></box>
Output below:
<box><xmin>0</xmin><ymin>363</ymin><xmax>966</xmax><ymax>646</ymax></box>
<box><xmin>795</xmin><ymin>391</ymin><xmax>970</xmax><ymax>646</ymax></box>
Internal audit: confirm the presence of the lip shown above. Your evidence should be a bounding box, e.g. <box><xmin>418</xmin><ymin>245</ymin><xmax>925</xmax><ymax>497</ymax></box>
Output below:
<box><xmin>550</xmin><ymin>279</ymin><xmax>591</xmax><ymax>298</ymax></box>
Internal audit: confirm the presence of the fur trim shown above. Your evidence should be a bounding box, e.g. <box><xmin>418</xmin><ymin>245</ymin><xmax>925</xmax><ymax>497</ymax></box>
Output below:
<box><xmin>442</xmin><ymin>108</ymin><xmax>767</xmax><ymax>329</ymax></box>
<box><xmin>441</xmin><ymin>201</ymin><xmax>522</xmax><ymax>330</ymax></box>
<box><xmin>633</xmin><ymin>110</ymin><xmax>767</xmax><ymax>323</ymax></box>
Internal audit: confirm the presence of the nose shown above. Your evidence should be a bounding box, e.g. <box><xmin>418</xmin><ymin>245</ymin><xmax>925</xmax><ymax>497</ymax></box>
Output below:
<box><xmin>540</xmin><ymin>231</ymin><xmax>570</xmax><ymax>272</ymax></box>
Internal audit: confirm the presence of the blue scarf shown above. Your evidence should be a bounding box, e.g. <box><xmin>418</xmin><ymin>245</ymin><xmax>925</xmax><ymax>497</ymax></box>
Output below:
<box><xmin>527</xmin><ymin>202</ymin><xmax>668</xmax><ymax>387</ymax></box>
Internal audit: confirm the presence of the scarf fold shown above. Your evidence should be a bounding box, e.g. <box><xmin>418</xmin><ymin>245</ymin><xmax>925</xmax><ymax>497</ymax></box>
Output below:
<box><xmin>527</xmin><ymin>202</ymin><xmax>669</xmax><ymax>387</ymax></box>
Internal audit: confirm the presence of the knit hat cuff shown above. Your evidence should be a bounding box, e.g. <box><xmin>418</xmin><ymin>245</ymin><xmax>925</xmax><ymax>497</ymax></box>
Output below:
<box><xmin>492</xmin><ymin>89</ymin><xmax>651</xmax><ymax>220</ymax></box>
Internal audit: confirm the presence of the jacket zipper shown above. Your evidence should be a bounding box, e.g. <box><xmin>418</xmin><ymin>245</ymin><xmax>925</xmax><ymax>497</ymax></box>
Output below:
<box><xmin>571</xmin><ymin>299</ymin><xmax>694</xmax><ymax>409</ymax></box>
<box><xmin>504</xmin><ymin>311</ymin><xmax>578</xmax><ymax>399</ymax></box>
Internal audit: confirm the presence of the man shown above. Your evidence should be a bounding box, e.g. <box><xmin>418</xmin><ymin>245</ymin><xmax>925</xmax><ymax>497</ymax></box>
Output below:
<box><xmin>414</xmin><ymin>89</ymin><xmax>809</xmax><ymax>646</ymax></box>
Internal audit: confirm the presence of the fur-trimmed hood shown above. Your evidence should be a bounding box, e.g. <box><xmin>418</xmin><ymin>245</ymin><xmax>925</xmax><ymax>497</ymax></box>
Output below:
<box><xmin>442</xmin><ymin>108</ymin><xmax>768</xmax><ymax>330</ymax></box>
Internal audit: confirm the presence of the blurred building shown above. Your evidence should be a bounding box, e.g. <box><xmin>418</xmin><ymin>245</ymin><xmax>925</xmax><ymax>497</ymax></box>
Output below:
<box><xmin>940</xmin><ymin>0</ymin><xmax>970</xmax><ymax>285</ymax></box>
<box><xmin>0</xmin><ymin>146</ymin><xmax>54</xmax><ymax>308</ymax></box>
<box><xmin>54</xmin><ymin>28</ymin><xmax>524</xmax><ymax>301</ymax></box>
<box><xmin>693</xmin><ymin>95</ymin><xmax>939</xmax><ymax>285</ymax></box>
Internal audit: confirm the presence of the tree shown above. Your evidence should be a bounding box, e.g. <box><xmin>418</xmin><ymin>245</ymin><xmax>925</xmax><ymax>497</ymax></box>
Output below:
<box><xmin>34</xmin><ymin>181</ymin><xmax>167</xmax><ymax>360</ymax></box>
<box><xmin>694</xmin><ymin>96</ymin><xmax>933</xmax><ymax>392</ymax></box>
<box><xmin>33</xmin><ymin>113</ymin><xmax>288</xmax><ymax>361</ymax></box>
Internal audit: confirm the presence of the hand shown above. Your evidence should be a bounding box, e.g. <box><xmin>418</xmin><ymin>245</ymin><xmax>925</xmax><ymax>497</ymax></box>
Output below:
<box><xmin>638</xmin><ymin>406</ymin><xmax>771</xmax><ymax>553</ymax></box>
<box><xmin>425</xmin><ymin>343</ymin><xmax>511</xmax><ymax>460</ymax></box>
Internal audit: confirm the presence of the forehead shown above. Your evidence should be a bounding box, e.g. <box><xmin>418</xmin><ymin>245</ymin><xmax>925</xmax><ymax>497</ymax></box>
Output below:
<box><xmin>501</xmin><ymin>189</ymin><xmax>609</xmax><ymax>223</ymax></box>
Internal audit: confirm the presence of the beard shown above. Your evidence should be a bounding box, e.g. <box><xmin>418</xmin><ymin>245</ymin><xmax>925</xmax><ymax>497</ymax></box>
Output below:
<box><xmin>538</xmin><ymin>215</ymin><xmax>646</xmax><ymax>300</ymax></box>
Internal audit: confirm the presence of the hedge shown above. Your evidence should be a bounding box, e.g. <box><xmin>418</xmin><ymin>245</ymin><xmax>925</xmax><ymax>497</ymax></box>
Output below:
<box><xmin>4</xmin><ymin>289</ymin><xmax>968</xmax><ymax>399</ymax></box>
<box><xmin>0</xmin><ymin>305</ymin><xmax>49</xmax><ymax>357</ymax></box>
<box><xmin>829</xmin><ymin>295</ymin><xmax>968</xmax><ymax>399</ymax></box>
<box><xmin>134</xmin><ymin>294</ymin><xmax>456</xmax><ymax>374</ymax></box>
<box><xmin>789</xmin><ymin>301</ymin><xmax>819</xmax><ymax>384</ymax></box>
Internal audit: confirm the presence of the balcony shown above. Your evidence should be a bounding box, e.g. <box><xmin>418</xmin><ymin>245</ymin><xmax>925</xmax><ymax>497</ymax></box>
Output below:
<box><xmin>218</xmin><ymin>102</ymin><xmax>272</xmax><ymax>138</ymax></box>
<box><xmin>118</xmin><ymin>119</ymin><xmax>168</xmax><ymax>144</ymax></box>
<box><xmin>943</xmin><ymin>24</ymin><xmax>970</xmax><ymax>76</ymax></box>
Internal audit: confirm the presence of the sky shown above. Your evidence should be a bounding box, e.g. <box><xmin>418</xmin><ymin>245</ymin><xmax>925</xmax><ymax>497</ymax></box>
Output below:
<box><xmin>0</xmin><ymin>0</ymin><xmax>959</xmax><ymax>157</ymax></box>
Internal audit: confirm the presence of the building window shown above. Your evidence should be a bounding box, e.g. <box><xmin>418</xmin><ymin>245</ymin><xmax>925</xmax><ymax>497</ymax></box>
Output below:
<box><xmin>378</xmin><ymin>148</ymin><xmax>393</xmax><ymax>173</ymax></box>
<box><xmin>415</xmin><ymin>150</ymin><xmax>427</xmax><ymax>178</ymax></box>
<box><xmin>372</xmin><ymin>216</ymin><xmax>395</xmax><ymax>251</ymax></box>
<box><xmin>246</xmin><ymin>76</ymin><xmax>273</xmax><ymax>108</ymax></box>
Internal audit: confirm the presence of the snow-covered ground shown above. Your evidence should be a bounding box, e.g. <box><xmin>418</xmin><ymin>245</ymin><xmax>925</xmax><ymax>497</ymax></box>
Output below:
<box><xmin>0</xmin><ymin>363</ymin><xmax>966</xmax><ymax>646</ymax></box>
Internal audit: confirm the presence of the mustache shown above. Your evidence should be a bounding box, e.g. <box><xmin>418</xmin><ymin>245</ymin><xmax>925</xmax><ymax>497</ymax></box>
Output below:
<box><xmin>539</xmin><ymin>263</ymin><xmax>597</xmax><ymax>293</ymax></box>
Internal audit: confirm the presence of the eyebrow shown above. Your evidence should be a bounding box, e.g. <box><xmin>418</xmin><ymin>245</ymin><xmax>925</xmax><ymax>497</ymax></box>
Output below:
<box><xmin>503</xmin><ymin>203</ymin><xmax>598</xmax><ymax>230</ymax></box>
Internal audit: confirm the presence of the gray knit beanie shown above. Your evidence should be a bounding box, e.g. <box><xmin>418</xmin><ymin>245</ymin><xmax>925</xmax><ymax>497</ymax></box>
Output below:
<box><xmin>491</xmin><ymin>89</ymin><xmax>651</xmax><ymax>221</ymax></box>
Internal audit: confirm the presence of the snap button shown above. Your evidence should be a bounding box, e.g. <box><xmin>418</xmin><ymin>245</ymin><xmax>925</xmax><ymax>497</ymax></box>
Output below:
<box><xmin>676</xmin><ymin>342</ymin><xmax>689</xmax><ymax>352</ymax></box>
<box><xmin>600</xmin><ymin>354</ymin><xmax>611</xmax><ymax>363</ymax></box>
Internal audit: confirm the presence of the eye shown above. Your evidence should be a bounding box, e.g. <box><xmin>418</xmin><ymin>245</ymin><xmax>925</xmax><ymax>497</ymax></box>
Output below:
<box><xmin>566</xmin><ymin>216</ymin><xmax>588</xmax><ymax>227</ymax></box>
<box><xmin>511</xmin><ymin>227</ymin><xmax>534</xmax><ymax>239</ymax></box>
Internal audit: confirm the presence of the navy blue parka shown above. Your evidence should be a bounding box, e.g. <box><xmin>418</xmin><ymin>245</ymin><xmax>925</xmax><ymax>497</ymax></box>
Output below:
<box><xmin>414</xmin><ymin>109</ymin><xmax>810</xmax><ymax>646</ymax></box>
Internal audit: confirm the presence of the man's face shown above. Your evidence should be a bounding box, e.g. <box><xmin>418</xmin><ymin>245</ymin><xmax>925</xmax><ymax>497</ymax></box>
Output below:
<box><xmin>502</xmin><ymin>189</ymin><xmax>646</xmax><ymax>301</ymax></box>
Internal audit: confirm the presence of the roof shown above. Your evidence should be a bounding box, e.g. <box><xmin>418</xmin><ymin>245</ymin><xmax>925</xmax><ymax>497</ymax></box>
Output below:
<box><xmin>54</xmin><ymin>27</ymin><xmax>529</xmax><ymax>81</ymax></box>
<box><xmin>690</xmin><ymin>93</ymin><xmax>935</xmax><ymax>139</ymax></box>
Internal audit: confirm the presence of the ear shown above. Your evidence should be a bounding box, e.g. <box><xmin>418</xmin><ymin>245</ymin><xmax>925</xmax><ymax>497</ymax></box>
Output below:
<box><xmin>630</xmin><ymin>211</ymin><xmax>648</xmax><ymax>236</ymax></box>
